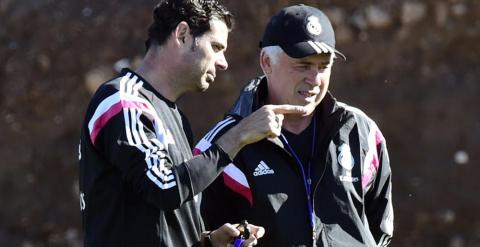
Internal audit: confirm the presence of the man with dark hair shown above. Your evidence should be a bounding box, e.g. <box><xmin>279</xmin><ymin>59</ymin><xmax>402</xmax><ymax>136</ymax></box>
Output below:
<box><xmin>198</xmin><ymin>4</ymin><xmax>394</xmax><ymax>246</ymax></box>
<box><xmin>78</xmin><ymin>0</ymin><xmax>307</xmax><ymax>246</ymax></box>
<box><xmin>145</xmin><ymin>0</ymin><xmax>233</xmax><ymax>49</ymax></box>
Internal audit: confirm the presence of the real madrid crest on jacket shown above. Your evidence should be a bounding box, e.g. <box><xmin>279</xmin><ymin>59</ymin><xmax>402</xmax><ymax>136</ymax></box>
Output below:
<box><xmin>195</xmin><ymin>77</ymin><xmax>394</xmax><ymax>246</ymax></box>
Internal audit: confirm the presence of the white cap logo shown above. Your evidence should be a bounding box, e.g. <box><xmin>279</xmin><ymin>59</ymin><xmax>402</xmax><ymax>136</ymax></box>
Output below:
<box><xmin>306</xmin><ymin>16</ymin><xmax>322</xmax><ymax>36</ymax></box>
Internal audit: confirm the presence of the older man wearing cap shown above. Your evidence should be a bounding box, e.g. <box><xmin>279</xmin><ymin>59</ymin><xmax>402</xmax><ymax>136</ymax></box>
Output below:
<box><xmin>196</xmin><ymin>4</ymin><xmax>394</xmax><ymax>246</ymax></box>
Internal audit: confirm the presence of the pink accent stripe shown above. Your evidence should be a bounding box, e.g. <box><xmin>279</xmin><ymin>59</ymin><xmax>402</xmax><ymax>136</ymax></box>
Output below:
<box><xmin>193</xmin><ymin>139</ymin><xmax>212</xmax><ymax>156</ymax></box>
<box><xmin>375</xmin><ymin>130</ymin><xmax>384</xmax><ymax>145</ymax></box>
<box><xmin>372</xmin><ymin>154</ymin><xmax>379</xmax><ymax>169</ymax></box>
<box><xmin>362</xmin><ymin>170</ymin><xmax>373</xmax><ymax>189</ymax></box>
<box><xmin>223</xmin><ymin>173</ymin><xmax>253</xmax><ymax>206</ymax></box>
<box><xmin>372</xmin><ymin>129</ymin><xmax>383</xmax><ymax>170</ymax></box>
<box><xmin>192</xmin><ymin>148</ymin><xmax>201</xmax><ymax>156</ymax></box>
<box><xmin>90</xmin><ymin>100</ymin><xmax>150</xmax><ymax>144</ymax></box>
<box><xmin>362</xmin><ymin>130</ymin><xmax>382</xmax><ymax>189</ymax></box>
<box><xmin>362</xmin><ymin>151</ymin><xmax>380</xmax><ymax>189</ymax></box>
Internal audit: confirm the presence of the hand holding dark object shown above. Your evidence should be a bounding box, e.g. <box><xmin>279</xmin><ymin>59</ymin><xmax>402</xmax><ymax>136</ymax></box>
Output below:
<box><xmin>206</xmin><ymin>221</ymin><xmax>264</xmax><ymax>247</ymax></box>
<box><xmin>233</xmin><ymin>220</ymin><xmax>250</xmax><ymax>247</ymax></box>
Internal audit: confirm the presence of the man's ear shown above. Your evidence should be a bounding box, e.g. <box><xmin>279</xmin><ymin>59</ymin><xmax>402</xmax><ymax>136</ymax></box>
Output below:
<box><xmin>259</xmin><ymin>51</ymin><xmax>273</xmax><ymax>74</ymax></box>
<box><xmin>174</xmin><ymin>21</ymin><xmax>191</xmax><ymax>46</ymax></box>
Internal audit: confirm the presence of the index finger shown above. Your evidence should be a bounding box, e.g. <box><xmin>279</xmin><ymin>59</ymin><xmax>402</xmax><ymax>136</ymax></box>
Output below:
<box><xmin>268</xmin><ymin>104</ymin><xmax>308</xmax><ymax>115</ymax></box>
<box><xmin>219</xmin><ymin>223</ymin><xmax>241</xmax><ymax>237</ymax></box>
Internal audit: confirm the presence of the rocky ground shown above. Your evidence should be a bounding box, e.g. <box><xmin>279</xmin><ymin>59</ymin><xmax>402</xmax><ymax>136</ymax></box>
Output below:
<box><xmin>1</xmin><ymin>0</ymin><xmax>479</xmax><ymax>246</ymax></box>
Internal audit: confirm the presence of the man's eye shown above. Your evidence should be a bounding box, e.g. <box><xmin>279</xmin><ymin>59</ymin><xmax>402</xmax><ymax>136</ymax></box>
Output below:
<box><xmin>212</xmin><ymin>44</ymin><xmax>221</xmax><ymax>52</ymax></box>
<box><xmin>296</xmin><ymin>65</ymin><xmax>310</xmax><ymax>70</ymax></box>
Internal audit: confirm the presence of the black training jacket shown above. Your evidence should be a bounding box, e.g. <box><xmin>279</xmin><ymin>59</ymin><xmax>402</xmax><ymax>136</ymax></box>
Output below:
<box><xmin>196</xmin><ymin>77</ymin><xmax>393</xmax><ymax>247</ymax></box>
<box><xmin>79</xmin><ymin>69</ymin><xmax>231</xmax><ymax>247</ymax></box>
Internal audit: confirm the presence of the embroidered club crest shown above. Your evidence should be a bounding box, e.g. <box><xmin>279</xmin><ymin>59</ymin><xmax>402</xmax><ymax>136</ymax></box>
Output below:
<box><xmin>338</xmin><ymin>143</ymin><xmax>354</xmax><ymax>170</ymax></box>
<box><xmin>306</xmin><ymin>16</ymin><xmax>322</xmax><ymax>36</ymax></box>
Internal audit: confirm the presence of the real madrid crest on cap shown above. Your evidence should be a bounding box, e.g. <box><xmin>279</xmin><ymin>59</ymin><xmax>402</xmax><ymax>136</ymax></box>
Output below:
<box><xmin>259</xmin><ymin>4</ymin><xmax>346</xmax><ymax>60</ymax></box>
<box><xmin>306</xmin><ymin>16</ymin><xmax>322</xmax><ymax>36</ymax></box>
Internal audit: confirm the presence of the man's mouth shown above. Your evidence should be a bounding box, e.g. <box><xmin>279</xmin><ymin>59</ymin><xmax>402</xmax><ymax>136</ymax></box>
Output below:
<box><xmin>298</xmin><ymin>90</ymin><xmax>316</xmax><ymax>98</ymax></box>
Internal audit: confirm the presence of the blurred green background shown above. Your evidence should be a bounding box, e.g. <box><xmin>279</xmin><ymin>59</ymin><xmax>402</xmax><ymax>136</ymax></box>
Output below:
<box><xmin>1</xmin><ymin>0</ymin><xmax>479</xmax><ymax>246</ymax></box>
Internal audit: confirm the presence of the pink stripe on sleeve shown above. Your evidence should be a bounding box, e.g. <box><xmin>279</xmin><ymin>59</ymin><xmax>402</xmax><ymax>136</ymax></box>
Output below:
<box><xmin>90</xmin><ymin>100</ymin><xmax>150</xmax><ymax>144</ymax></box>
<box><xmin>192</xmin><ymin>148</ymin><xmax>201</xmax><ymax>156</ymax></box>
<box><xmin>223</xmin><ymin>173</ymin><xmax>253</xmax><ymax>206</ymax></box>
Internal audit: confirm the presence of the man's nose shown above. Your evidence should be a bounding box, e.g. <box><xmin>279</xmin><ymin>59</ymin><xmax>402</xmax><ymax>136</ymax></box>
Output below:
<box><xmin>305</xmin><ymin>70</ymin><xmax>323</xmax><ymax>86</ymax></box>
<box><xmin>216</xmin><ymin>53</ymin><xmax>228</xmax><ymax>71</ymax></box>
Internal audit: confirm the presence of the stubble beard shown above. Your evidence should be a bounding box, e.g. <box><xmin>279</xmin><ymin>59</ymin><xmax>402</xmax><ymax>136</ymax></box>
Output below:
<box><xmin>182</xmin><ymin>40</ymin><xmax>208</xmax><ymax>93</ymax></box>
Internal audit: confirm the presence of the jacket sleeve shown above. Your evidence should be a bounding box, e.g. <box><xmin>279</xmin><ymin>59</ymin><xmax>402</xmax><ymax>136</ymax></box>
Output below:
<box><xmin>194</xmin><ymin>116</ymin><xmax>252</xmax><ymax>230</ymax></box>
<box><xmin>90</xmin><ymin>105</ymin><xmax>232</xmax><ymax>211</ymax></box>
<box><xmin>201</xmin><ymin>173</ymin><xmax>247</xmax><ymax>230</ymax></box>
<box><xmin>364</xmin><ymin>129</ymin><xmax>394</xmax><ymax>246</ymax></box>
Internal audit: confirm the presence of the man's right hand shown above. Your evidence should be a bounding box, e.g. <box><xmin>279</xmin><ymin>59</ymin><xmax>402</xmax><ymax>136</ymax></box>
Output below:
<box><xmin>216</xmin><ymin>104</ymin><xmax>307</xmax><ymax>158</ymax></box>
<box><xmin>208</xmin><ymin>223</ymin><xmax>265</xmax><ymax>247</ymax></box>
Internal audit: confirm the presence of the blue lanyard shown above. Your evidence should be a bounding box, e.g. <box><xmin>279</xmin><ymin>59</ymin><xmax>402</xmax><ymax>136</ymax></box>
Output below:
<box><xmin>280</xmin><ymin>117</ymin><xmax>317</xmax><ymax>229</ymax></box>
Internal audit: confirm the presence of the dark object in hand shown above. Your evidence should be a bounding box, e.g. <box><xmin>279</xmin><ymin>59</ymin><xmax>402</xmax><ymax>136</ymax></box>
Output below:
<box><xmin>237</xmin><ymin>220</ymin><xmax>250</xmax><ymax>239</ymax></box>
<box><xmin>233</xmin><ymin>220</ymin><xmax>250</xmax><ymax>247</ymax></box>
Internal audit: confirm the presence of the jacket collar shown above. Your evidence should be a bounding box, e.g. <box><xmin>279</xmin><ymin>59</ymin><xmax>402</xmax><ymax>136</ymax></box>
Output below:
<box><xmin>226</xmin><ymin>76</ymin><xmax>347</xmax><ymax>150</ymax></box>
<box><xmin>227</xmin><ymin>76</ymin><xmax>344</xmax><ymax>122</ymax></box>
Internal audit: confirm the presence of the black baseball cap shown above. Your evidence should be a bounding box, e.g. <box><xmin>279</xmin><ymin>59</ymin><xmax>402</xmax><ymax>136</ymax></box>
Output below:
<box><xmin>259</xmin><ymin>4</ymin><xmax>346</xmax><ymax>60</ymax></box>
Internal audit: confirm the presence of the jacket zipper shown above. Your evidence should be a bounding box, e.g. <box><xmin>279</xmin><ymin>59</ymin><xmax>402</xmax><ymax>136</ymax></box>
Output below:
<box><xmin>270</xmin><ymin>136</ymin><xmax>318</xmax><ymax>244</ymax></box>
<box><xmin>311</xmin><ymin>115</ymin><xmax>353</xmax><ymax>246</ymax></box>
<box><xmin>311</xmin><ymin>148</ymin><xmax>328</xmax><ymax>246</ymax></box>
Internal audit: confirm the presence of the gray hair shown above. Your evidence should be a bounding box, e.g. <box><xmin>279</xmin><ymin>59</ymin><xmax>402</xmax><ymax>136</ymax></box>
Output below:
<box><xmin>261</xmin><ymin>46</ymin><xmax>284</xmax><ymax>65</ymax></box>
<box><xmin>262</xmin><ymin>45</ymin><xmax>336</xmax><ymax>65</ymax></box>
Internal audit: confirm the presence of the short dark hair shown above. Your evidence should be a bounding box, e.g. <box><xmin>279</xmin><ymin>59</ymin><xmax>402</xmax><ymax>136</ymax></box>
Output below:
<box><xmin>145</xmin><ymin>0</ymin><xmax>233</xmax><ymax>50</ymax></box>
